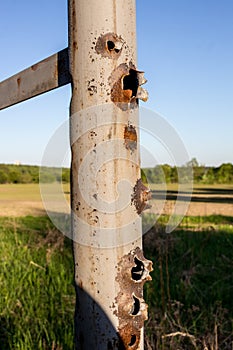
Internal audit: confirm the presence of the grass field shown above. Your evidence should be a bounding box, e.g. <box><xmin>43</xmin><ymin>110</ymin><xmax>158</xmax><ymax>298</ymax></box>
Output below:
<box><xmin>0</xmin><ymin>183</ymin><xmax>70</xmax><ymax>217</ymax></box>
<box><xmin>0</xmin><ymin>183</ymin><xmax>232</xmax><ymax>349</ymax></box>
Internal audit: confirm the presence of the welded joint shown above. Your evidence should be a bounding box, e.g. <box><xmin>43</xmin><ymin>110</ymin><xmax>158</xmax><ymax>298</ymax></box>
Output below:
<box><xmin>131</xmin><ymin>179</ymin><xmax>152</xmax><ymax>215</ymax></box>
<box><xmin>109</xmin><ymin>63</ymin><xmax>148</xmax><ymax>111</ymax></box>
<box><xmin>115</xmin><ymin>247</ymin><xmax>153</xmax><ymax>349</ymax></box>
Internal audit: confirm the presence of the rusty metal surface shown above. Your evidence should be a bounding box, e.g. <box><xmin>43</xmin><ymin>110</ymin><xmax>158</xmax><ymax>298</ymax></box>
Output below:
<box><xmin>0</xmin><ymin>48</ymin><xmax>70</xmax><ymax>110</ymax></box>
<box><xmin>115</xmin><ymin>247</ymin><xmax>153</xmax><ymax>349</ymax></box>
<box><xmin>109</xmin><ymin>63</ymin><xmax>148</xmax><ymax>111</ymax></box>
<box><xmin>132</xmin><ymin>179</ymin><xmax>152</xmax><ymax>214</ymax></box>
<box><xmin>69</xmin><ymin>0</ymin><xmax>152</xmax><ymax>348</ymax></box>
<box><xmin>124</xmin><ymin>124</ymin><xmax>137</xmax><ymax>152</ymax></box>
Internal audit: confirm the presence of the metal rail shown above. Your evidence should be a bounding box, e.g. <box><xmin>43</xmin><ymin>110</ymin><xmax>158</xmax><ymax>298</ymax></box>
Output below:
<box><xmin>0</xmin><ymin>48</ymin><xmax>70</xmax><ymax>110</ymax></box>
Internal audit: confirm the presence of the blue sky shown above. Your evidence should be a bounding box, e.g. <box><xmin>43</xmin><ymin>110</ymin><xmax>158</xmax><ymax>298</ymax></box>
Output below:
<box><xmin>0</xmin><ymin>0</ymin><xmax>232</xmax><ymax>167</ymax></box>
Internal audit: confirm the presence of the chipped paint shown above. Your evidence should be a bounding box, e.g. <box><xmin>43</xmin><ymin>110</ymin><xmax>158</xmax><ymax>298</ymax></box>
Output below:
<box><xmin>116</xmin><ymin>247</ymin><xmax>153</xmax><ymax>349</ymax></box>
<box><xmin>132</xmin><ymin>179</ymin><xmax>152</xmax><ymax>215</ymax></box>
<box><xmin>87</xmin><ymin>79</ymin><xmax>97</xmax><ymax>96</ymax></box>
<box><xmin>124</xmin><ymin>124</ymin><xmax>137</xmax><ymax>152</ymax></box>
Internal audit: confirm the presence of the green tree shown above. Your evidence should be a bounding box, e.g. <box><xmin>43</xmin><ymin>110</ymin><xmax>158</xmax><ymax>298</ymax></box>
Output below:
<box><xmin>170</xmin><ymin>166</ymin><xmax>178</xmax><ymax>183</ymax></box>
<box><xmin>9</xmin><ymin>170</ymin><xmax>21</xmax><ymax>183</ymax></box>
<box><xmin>0</xmin><ymin>170</ymin><xmax>8</xmax><ymax>183</ymax></box>
<box><xmin>62</xmin><ymin>168</ymin><xmax>70</xmax><ymax>183</ymax></box>
<box><xmin>216</xmin><ymin>163</ymin><xmax>233</xmax><ymax>183</ymax></box>
<box><xmin>161</xmin><ymin>164</ymin><xmax>172</xmax><ymax>183</ymax></box>
<box><xmin>203</xmin><ymin>168</ymin><xmax>216</xmax><ymax>184</ymax></box>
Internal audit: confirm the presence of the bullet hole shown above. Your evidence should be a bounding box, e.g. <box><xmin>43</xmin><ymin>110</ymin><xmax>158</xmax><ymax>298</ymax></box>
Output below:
<box><xmin>107</xmin><ymin>40</ymin><xmax>119</xmax><ymax>53</ymax></box>
<box><xmin>123</xmin><ymin>69</ymin><xmax>138</xmax><ymax>98</ymax></box>
<box><xmin>76</xmin><ymin>202</ymin><xmax>81</xmax><ymax>211</ymax></box>
<box><xmin>130</xmin><ymin>295</ymin><xmax>140</xmax><ymax>316</ymax></box>
<box><xmin>116</xmin><ymin>247</ymin><xmax>153</xmax><ymax>349</ymax></box>
<box><xmin>95</xmin><ymin>33</ymin><xmax>124</xmax><ymax>59</ymax></box>
<box><xmin>89</xmin><ymin>130</ymin><xmax>97</xmax><ymax>137</ymax></box>
<box><xmin>109</xmin><ymin>63</ymin><xmax>148</xmax><ymax>110</ymax></box>
<box><xmin>131</xmin><ymin>257</ymin><xmax>145</xmax><ymax>281</ymax></box>
<box><xmin>128</xmin><ymin>335</ymin><xmax>137</xmax><ymax>347</ymax></box>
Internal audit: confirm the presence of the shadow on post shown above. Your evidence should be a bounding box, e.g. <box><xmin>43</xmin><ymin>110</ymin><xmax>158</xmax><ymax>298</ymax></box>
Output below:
<box><xmin>74</xmin><ymin>286</ymin><xmax>126</xmax><ymax>350</ymax></box>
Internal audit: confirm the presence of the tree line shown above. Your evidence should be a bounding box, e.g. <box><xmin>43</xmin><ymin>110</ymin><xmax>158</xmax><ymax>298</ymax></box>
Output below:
<box><xmin>0</xmin><ymin>160</ymin><xmax>232</xmax><ymax>184</ymax></box>
<box><xmin>0</xmin><ymin>164</ymin><xmax>70</xmax><ymax>184</ymax></box>
<box><xmin>142</xmin><ymin>160</ymin><xmax>233</xmax><ymax>184</ymax></box>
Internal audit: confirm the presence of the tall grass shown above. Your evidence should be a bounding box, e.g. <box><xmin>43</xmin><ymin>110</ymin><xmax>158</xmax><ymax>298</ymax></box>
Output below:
<box><xmin>0</xmin><ymin>215</ymin><xmax>233</xmax><ymax>349</ymax></box>
<box><xmin>144</xmin><ymin>216</ymin><xmax>233</xmax><ymax>349</ymax></box>
<box><xmin>0</xmin><ymin>216</ymin><xmax>75</xmax><ymax>350</ymax></box>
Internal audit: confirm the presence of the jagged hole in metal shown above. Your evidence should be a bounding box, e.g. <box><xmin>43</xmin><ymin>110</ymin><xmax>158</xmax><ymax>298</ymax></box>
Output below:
<box><xmin>128</xmin><ymin>334</ymin><xmax>137</xmax><ymax>347</ymax></box>
<box><xmin>123</xmin><ymin>69</ymin><xmax>139</xmax><ymax>97</ymax></box>
<box><xmin>131</xmin><ymin>295</ymin><xmax>140</xmax><ymax>316</ymax></box>
<box><xmin>131</xmin><ymin>257</ymin><xmax>144</xmax><ymax>281</ymax></box>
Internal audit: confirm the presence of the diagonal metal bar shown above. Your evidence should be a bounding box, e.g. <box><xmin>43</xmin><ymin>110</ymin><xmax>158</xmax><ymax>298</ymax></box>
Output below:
<box><xmin>0</xmin><ymin>48</ymin><xmax>71</xmax><ymax>111</ymax></box>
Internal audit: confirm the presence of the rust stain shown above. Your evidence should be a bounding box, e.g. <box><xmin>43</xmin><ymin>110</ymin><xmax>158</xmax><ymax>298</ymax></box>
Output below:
<box><xmin>109</xmin><ymin>63</ymin><xmax>148</xmax><ymax>111</ymax></box>
<box><xmin>31</xmin><ymin>63</ymin><xmax>39</xmax><ymax>71</ymax></box>
<box><xmin>124</xmin><ymin>124</ymin><xmax>137</xmax><ymax>152</ymax></box>
<box><xmin>132</xmin><ymin>179</ymin><xmax>152</xmax><ymax>215</ymax></box>
<box><xmin>108</xmin><ymin>127</ymin><xmax>113</xmax><ymax>140</ymax></box>
<box><xmin>95</xmin><ymin>32</ymin><xmax>124</xmax><ymax>59</ymax></box>
<box><xmin>79</xmin><ymin>280</ymin><xmax>83</xmax><ymax>290</ymax></box>
<box><xmin>115</xmin><ymin>247</ymin><xmax>153</xmax><ymax>349</ymax></box>
<box><xmin>17</xmin><ymin>77</ymin><xmax>21</xmax><ymax>88</ymax></box>
<box><xmin>73</xmin><ymin>41</ymin><xmax>78</xmax><ymax>50</ymax></box>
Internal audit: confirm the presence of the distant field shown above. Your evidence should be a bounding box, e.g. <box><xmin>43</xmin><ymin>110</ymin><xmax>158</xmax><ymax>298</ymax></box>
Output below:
<box><xmin>0</xmin><ymin>183</ymin><xmax>70</xmax><ymax>217</ymax></box>
<box><xmin>0</xmin><ymin>183</ymin><xmax>232</xmax><ymax>218</ymax></box>
<box><xmin>150</xmin><ymin>183</ymin><xmax>233</xmax><ymax>217</ymax></box>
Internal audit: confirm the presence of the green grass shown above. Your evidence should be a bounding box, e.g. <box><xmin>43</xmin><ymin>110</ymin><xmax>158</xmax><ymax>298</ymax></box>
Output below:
<box><xmin>144</xmin><ymin>221</ymin><xmax>233</xmax><ymax>349</ymax></box>
<box><xmin>0</xmin><ymin>183</ymin><xmax>42</xmax><ymax>201</ymax></box>
<box><xmin>0</xmin><ymin>216</ymin><xmax>75</xmax><ymax>350</ymax></box>
<box><xmin>0</xmin><ymin>215</ymin><xmax>233</xmax><ymax>349</ymax></box>
<box><xmin>0</xmin><ymin>183</ymin><xmax>70</xmax><ymax>201</ymax></box>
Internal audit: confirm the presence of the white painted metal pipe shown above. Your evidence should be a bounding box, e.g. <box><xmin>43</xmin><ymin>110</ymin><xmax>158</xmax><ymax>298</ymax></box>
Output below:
<box><xmin>68</xmin><ymin>0</ymin><xmax>152</xmax><ymax>348</ymax></box>
<box><xmin>0</xmin><ymin>49</ymin><xmax>70</xmax><ymax>111</ymax></box>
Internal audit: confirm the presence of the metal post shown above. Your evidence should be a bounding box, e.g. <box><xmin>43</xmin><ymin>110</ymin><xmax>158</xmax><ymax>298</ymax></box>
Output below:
<box><xmin>68</xmin><ymin>0</ymin><xmax>152</xmax><ymax>349</ymax></box>
<box><xmin>0</xmin><ymin>1</ymin><xmax>153</xmax><ymax>348</ymax></box>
